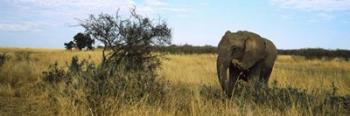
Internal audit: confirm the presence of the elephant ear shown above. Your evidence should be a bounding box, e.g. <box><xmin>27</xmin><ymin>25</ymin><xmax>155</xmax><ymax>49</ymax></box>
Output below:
<box><xmin>238</xmin><ymin>36</ymin><xmax>266</xmax><ymax>70</ymax></box>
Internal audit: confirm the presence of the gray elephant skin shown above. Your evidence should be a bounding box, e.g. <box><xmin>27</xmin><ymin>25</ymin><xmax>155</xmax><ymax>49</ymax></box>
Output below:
<box><xmin>217</xmin><ymin>31</ymin><xmax>277</xmax><ymax>97</ymax></box>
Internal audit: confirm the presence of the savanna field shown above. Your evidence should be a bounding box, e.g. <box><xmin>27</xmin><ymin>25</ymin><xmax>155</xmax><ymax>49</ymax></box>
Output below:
<box><xmin>0</xmin><ymin>48</ymin><xmax>349</xmax><ymax>115</ymax></box>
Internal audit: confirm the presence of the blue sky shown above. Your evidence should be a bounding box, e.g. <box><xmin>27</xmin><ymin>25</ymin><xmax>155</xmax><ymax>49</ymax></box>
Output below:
<box><xmin>0</xmin><ymin>0</ymin><xmax>349</xmax><ymax>49</ymax></box>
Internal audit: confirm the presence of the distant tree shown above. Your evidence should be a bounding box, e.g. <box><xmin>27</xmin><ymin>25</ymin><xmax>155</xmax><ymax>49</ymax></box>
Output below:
<box><xmin>73</xmin><ymin>33</ymin><xmax>87</xmax><ymax>50</ymax></box>
<box><xmin>73</xmin><ymin>32</ymin><xmax>95</xmax><ymax>50</ymax></box>
<box><xmin>80</xmin><ymin>8</ymin><xmax>171</xmax><ymax>71</ymax></box>
<box><xmin>64</xmin><ymin>41</ymin><xmax>75</xmax><ymax>50</ymax></box>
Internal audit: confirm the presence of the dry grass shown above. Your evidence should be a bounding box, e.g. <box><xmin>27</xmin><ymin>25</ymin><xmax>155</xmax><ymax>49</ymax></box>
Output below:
<box><xmin>160</xmin><ymin>54</ymin><xmax>350</xmax><ymax>94</ymax></box>
<box><xmin>0</xmin><ymin>48</ymin><xmax>349</xmax><ymax>115</ymax></box>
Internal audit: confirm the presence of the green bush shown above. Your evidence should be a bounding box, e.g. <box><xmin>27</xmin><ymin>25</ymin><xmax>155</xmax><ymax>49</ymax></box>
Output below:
<box><xmin>42</xmin><ymin>63</ymin><xmax>67</xmax><ymax>84</ymax></box>
<box><xmin>155</xmin><ymin>45</ymin><xmax>350</xmax><ymax>60</ymax></box>
<box><xmin>155</xmin><ymin>44</ymin><xmax>217</xmax><ymax>54</ymax></box>
<box><xmin>42</xmin><ymin>56</ymin><xmax>169</xmax><ymax>115</ymax></box>
<box><xmin>279</xmin><ymin>48</ymin><xmax>350</xmax><ymax>61</ymax></box>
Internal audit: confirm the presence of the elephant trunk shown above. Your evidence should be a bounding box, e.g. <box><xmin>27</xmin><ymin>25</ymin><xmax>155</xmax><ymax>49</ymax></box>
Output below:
<box><xmin>217</xmin><ymin>56</ymin><xmax>230</xmax><ymax>94</ymax></box>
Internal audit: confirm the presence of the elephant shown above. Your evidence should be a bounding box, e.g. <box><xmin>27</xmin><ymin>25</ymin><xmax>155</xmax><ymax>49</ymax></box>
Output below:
<box><xmin>216</xmin><ymin>30</ymin><xmax>277</xmax><ymax>97</ymax></box>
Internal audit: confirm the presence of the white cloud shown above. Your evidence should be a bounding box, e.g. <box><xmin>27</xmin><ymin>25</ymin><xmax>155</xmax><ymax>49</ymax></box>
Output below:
<box><xmin>138</xmin><ymin>0</ymin><xmax>190</xmax><ymax>15</ymax></box>
<box><xmin>4</xmin><ymin>0</ymin><xmax>189</xmax><ymax>27</ymax></box>
<box><xmin>0</xmin><ymin>0</ymin><xmax>190</xmax><ymax>32</ymax></box>
<box><xmin>10</xmin><ymin>0</ymin><xmax>136</xmax><ymax>17</ymax></box>
<box><xmin>271</xmin><ymin>0</ymin><xmax>350</xmax><ymax>23</ymax></box>
<box><xmin>145</xmin><ymin>0</ymin><xmax>168</xmax><ymax>7</ymax></box>
<box><xmin>12</xmin><ymin>0</ymin><xmax>136</xmax><ymax>9</ymax></box>
<box><xmin>307</xmin><ymin>12</ymin><xmax>336</xmax><ymax>23</ymax></box>
<box><xmin>271</xmin><ymin>0</ymin><xmax>350</xmax><ymax>12</ymax></box>
<box><xmin>343</xmin><ymin>20</ymin><xmax>350</xmax><ymax>24</ymax></box>
<box><xmin>0</xmin><ymin>22</ymin><xmax>41</xmax><ymax>32</ymax></box>
<box><xmin>1</xmin><ymin>0</ymin><xmax>137</xmax><ymax>29</ymax></box>
<box><xmin>9</xmin><ymin>0</ymin><xmax>189</xmax><ymax>17</ymax></box>
<box><xmin>316</xmin><ymin>12</ymin><xmax>335</xmax><ymax>21</ymax></box>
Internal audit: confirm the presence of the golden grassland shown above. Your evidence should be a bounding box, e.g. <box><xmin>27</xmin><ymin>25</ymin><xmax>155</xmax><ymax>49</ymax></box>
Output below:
<box><xmin>0</xmin><ymin>48</ymin><xmax>349</xmax><ymax>115</ymax></box>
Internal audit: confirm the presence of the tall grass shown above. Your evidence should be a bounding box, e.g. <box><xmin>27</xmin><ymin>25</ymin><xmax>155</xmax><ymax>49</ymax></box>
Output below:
<box><xmin>0</xmin><ymin>48</ymin><xmax>349</xmax><ymax>115</ymax></box>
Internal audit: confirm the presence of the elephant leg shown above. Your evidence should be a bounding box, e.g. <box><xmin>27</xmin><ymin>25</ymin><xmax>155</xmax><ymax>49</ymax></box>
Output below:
<box><xmin>247</xmin><ymin>61</ymin><xmax>263</xmax><ymax>84</ymax></box>
<box><xmin>260</xmin><ymin>54</ymin><xmax>276</xmax><ymax>85</ymax></box>
<box><xmin>260</xmin><ymin>66</ymin><xmax>273</xmax><ymax>85</ymax></box>
<box><xmin>226</xmin><ymin>64</ymin><xmax>240</xmax><ymax>97</ymax></box>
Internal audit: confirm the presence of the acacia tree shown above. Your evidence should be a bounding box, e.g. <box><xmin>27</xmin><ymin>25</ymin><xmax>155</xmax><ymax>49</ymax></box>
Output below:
<box><xmin>64</xmin><ymin>41</ymin><xmax>75</xmax><ymax>50</ymax></box>
<box><xmin>73</xmin><ymin>33</ymin><xmax>95</xmax><ymax>50</ymax></box>
<box><xmin>80</xmin><ymin>9</ymin><xmax>171</xmax><ymax>72</ymax></box>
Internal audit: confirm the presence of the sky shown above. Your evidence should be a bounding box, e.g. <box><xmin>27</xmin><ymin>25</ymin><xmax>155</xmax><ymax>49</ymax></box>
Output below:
<box><xmin>0</xmin><ymin>0</ymin><xmax>349</xmax><ymax>49</ymax></box>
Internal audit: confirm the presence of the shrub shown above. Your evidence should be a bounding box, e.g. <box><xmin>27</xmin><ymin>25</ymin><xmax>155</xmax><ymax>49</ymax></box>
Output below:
<box><xmin>43</xmin><ymin>8</ymin><xmax>172</xmax><ymax>115</ymax></box>
<box><xmin>80</xmin><ymin>8</ymin><xmax>171</xmax><ymax>72</ymax></box>
<box><xmin>154</xmin><ymin>45</ymin><xmax>350</xmax><ymax>61</ymax></box>
<box><xmin>42</xmin><ymin>62</ymin><xmax>67</xmax><ymax>84</ymax></box>
<box><xmin>69</xmin><ymin>56</ymin><xmax>85</xmax><ymax>73</ymax></box>
<box><xmin>155</xmin><ymin>44</ymin><xmax>217</xmax><ymax>54</ymax></box>
<box><xmin>0</xmin><ymin>53</ymin><xmax>9</xmax><ymax>68</ymax></box>
<box><xmin>42</xmin><ymin>56</ymin><xmax>169</xmax><ymax>115</ymax></box>
<box><xmin>278</xmin><ymin>48</ymin><xmax>350</xmax><ymax>60</ymax></box>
